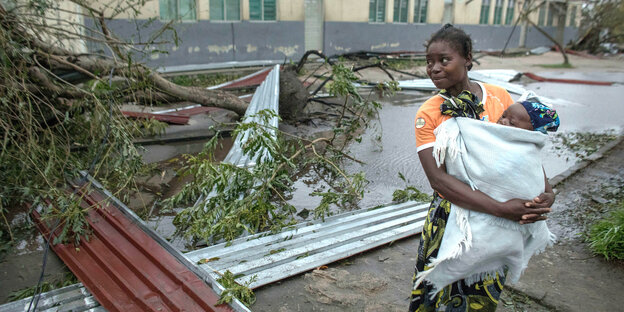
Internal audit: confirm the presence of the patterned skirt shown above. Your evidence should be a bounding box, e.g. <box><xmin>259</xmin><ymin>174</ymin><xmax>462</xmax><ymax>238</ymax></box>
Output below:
<box><xmin>408</xmin><ymin>193</ymin><xmax>506</xmax><ymax>312</ymax></box>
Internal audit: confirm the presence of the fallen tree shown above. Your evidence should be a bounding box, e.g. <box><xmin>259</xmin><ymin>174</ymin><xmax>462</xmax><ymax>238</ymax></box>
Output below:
<box><xmin>0</xmin><ymin>0</ymin><xmax>250</xmax><ymax>243</ymax></box>
<box><xmin>0</xmin><ymin>4</ymin><xmax>248</xmax><ymax>115</ymax></box>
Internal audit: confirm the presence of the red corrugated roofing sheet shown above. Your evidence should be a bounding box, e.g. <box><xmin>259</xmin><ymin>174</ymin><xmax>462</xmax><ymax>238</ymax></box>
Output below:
<box><xmin>31</xmin><ymin>183</ymin><xmax>234</xmax><ymax>312</ymax></box>
<box><xmin>219</xmin><ymin>70</ymin><xmax>271</xmax><ymax>90</ymax></box>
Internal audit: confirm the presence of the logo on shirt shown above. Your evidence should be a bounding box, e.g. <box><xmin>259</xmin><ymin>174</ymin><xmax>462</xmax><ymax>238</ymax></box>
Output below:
<box><xmin>415</xmin><ymin>117</ymin><xmax>426</xmax><ymax>129</ymax></box>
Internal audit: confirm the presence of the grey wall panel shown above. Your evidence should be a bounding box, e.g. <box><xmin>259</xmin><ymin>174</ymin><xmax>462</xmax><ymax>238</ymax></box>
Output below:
<box><xmin>102</xmin><ymin>20</ymin><xmax>235</xmax><ymax>66</ymax></box>
<box><xmin>323</xmin><ymin>22</ymin><xmax>577</xmax><ymax>56</ymax></box>
<box><xmin>88</xmin><ymin>19</ymin><xmax>578</xmax><ymax>68</ymax></box>
<box><xmin>87</xmin><ymin>19</ymin><xmax>304</xmax><ymax>67</ymax></box>
<box><xmin>323</xmin><ymin>22</ymin><xmax>441</xmax><ymax>56</ymax></box>
<box><xmin>232</xmin><ymin>21</ymin><xmax>304</xmax><ymax>62</ymax></box>
<box><xmin>461</xmin><ymin>25</ymin><xmax>520</xmax><ymax>51</ymax></box>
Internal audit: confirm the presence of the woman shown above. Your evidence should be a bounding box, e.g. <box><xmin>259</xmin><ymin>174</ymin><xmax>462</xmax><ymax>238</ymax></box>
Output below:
<box><xmin>409</xmin><ymin>24</ymin><xmax>555</xmax><ymax>312</ymax></box>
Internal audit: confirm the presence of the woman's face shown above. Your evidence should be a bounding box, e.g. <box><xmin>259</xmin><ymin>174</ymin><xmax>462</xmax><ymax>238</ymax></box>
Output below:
<box><xmin>426</xmin><ymin>40</ymin><xmax>470</xmax><ymax>91</ymax></box>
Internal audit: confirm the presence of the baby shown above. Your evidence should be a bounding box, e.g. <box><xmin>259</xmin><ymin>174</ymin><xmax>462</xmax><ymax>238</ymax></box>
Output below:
<box><xmin>497</xmin><ymin>100</ymin><xmax>560</xmax><ymax>133</ymax></box>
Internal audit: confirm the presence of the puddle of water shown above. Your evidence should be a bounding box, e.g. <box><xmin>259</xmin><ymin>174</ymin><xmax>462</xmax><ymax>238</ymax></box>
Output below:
<box><xmin>342</xmin><ymin>91</ymin><xmax>433</xmax><ymax>209</ymax></box>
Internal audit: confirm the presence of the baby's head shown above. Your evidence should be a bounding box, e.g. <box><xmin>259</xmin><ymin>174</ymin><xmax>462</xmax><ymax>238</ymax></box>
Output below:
<box><xmin>497</xmin><ymin>100</ymin><xmax>560</xmax><ymax>133</ymax></box>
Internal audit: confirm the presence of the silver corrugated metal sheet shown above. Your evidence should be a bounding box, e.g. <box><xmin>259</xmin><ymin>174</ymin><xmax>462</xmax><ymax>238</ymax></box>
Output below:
<box><xmin>396</xmin><ymin>79</ymin><xmax>437</xmax><ymax>91</ymax></box>
<box><xmin>222</xmin><ymin>64</ymin><xmax>280</xmax><ymax>168</ymax></box>
<box><xmin>185</xmin><ymin>201</ymin><xmax>429</xmax><ymax>289</ymax></box>
<box><xmin>0</xmin><ymin>284</ymin><xmax>103</xmax><ymax>312</ymax></box>
<box><xmin>157</xmin><ymin>60</ymin><xmax>283</xmax><ymax>74</ymax></box>
<box><xmin>471</xmin><ymin>69</ymin><xmax>521</xmax><ymax>82</ymax></box>
<box><xmin>156</xmin><ymin>60</ymin><xmax>284</xmax><ymax>74</ymax></box>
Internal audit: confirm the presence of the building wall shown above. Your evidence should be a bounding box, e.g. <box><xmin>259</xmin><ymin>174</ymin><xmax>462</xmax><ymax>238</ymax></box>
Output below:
<box><xmin>83</xmin><ymin>0</ymin><xmax>581</xmax><ymax>67</ymax></box>
<box><xmin>279</xmin><ymin>0</ymin><xmax>304</xmax><ymax>21</ymax></box>
<box><xmin>427</xmin><ymin>0</ymin><xmax>445</xmax><ymax>24</ymax></box>
<box><xmin>453</xmin><ymin>0</ymin><xmax>482</xmax><ymax>25</ymax></box>
<box><xmin>324</xmin><ymin>0</ymin><xmax>369</xmax><ymax>22</ymax></box>
<box><xmin>94</xmin><ymin>0</ymin><xmax>583</xmax><ymax>25</ymax></box>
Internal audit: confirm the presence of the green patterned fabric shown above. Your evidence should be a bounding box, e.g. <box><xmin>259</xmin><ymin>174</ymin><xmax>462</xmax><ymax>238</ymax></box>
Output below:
<box><xmin>408</xmin><ymin>193</ymin><xmax>506</xmax><ymax>312</ymax></box>
<box><xmin>438</xmin><ymin>90</ymin><xmax>484</xmax><ymax>120</ymax></box>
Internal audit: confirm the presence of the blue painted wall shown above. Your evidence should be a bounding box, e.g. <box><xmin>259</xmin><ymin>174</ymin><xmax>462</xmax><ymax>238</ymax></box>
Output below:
<box><xmin>89</xmin><ymin>19</ymin><xmax>577</xmax><ymax>68</ymax></box>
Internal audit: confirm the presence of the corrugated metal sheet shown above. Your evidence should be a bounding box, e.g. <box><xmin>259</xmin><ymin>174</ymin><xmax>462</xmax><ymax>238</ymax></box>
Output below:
<box><xmin>186</xmin><ymin>201</ymin><xmax>429</xmax><ymax>289</ymax></box>
<box><xmin>0</xmin><ymin>284</ymin><xmax>102</xmax><ymax>312</ymax></box>
<box><xmin>221</xmin><ymin>64</ymin><xmax>280</xmax><ymax>168</ymax></box>
<box><xmin>471</xmin><ymin>69</ymin><xmax>521</xmax><ymax>82</ymax></box>
<box><xmin>28</xmin><ymin>180</ymin><xmax>235</xmax><ymax>312</ymax></box>
<box><xmin>207</xmin><ymin>68</ymin><xmax>272</xmax><ymax>90</ymax></box>
<box><xmin>157</xmin><ymin>60</ymin><xmax>283</xmax><ymax>75</ymax></box>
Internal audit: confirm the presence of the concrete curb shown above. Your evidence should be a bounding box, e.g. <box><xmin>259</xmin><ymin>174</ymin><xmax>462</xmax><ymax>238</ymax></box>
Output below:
<box><xmin>548</xmin><ymin>134</ymin><xmax>624</xmax><ymax>188</ymax></box>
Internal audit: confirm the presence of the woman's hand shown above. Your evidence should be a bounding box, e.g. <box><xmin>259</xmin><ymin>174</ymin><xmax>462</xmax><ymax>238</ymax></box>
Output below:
<box><xmin>519</xmin><ymin>192</ymin><xmax>555</xmax><ymax>224</ymax></box>
<box><xmin>495</xmin><ymin>198</ymin><xmax>552</xmax><ymax>224</ymax></box>
<box><xmin>519</xmin><ymin>171</ymin><xmax>556</xmax><ymax>224</ymax></box>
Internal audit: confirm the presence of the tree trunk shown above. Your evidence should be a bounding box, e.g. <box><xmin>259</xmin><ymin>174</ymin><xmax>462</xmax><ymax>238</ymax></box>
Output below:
<box><xmin>527</xmin><ymin>19</ymin><xmax>570</xmax><ymax>65</ymax></box>
<box><xmin>0</xmin><ymin>5</ymin><xmax>249</xmax><ymax>116</ymax></box>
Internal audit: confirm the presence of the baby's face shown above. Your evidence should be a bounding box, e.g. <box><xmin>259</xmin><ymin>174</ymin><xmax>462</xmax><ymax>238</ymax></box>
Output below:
<box><xmin>497</xmin><ymin>103</ymin><xmax>533</xmax><ymax>130</ymax></box>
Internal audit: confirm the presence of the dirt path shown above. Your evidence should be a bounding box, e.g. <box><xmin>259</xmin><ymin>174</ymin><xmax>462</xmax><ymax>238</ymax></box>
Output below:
<box><xmin>252</xmin><ymin>138</ymin><xmax>624</xmax><ymax>311</ymax></box>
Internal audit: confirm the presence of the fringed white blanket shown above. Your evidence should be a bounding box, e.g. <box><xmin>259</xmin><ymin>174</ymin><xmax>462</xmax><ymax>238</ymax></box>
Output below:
<box><xmin>415</xmin><ymin>117</ymin><xmax>556</xmax><ymax>295</ymax></box>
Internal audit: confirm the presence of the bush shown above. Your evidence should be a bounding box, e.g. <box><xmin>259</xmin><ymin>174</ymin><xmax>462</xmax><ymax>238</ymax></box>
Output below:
<box><xmin>587</xmin><ymin>202</ymin><xmax>624</xmax><ymax>260</ymax></box>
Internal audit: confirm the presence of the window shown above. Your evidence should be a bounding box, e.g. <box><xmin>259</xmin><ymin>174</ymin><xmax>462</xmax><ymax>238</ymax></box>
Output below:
<box><xmin>493</xmin><ymin>0</ymin><xmax>503</xmax><ymax>24</ymax></box>
<box><xmin>547</xmin><ymin>3</ymin><xmax>555</xmax><ymax>26</ymax></box>
<box><xmin>250</xmin><ymin>0</ymin><xmax>276</xmax><ymax>21</ymax></box>
<box><xmin>414</xmin><ymin>0</ymin><xmax>428</xmax><ymax>23</ymax></box>
<box><xmin>537</xmin><ymin>4</ymin><xmax>545</xmax><ymax>26</ymax></box>
<box><xmin>210</xmin><ymin>0</ymin><xmax>240</xmax><ymax>21</ymax></box>
<box><xmin>393</xmin><ymin>0</ymin><xmax>408</xmax><ymax>23</ymax></box>
<box><xmin>160</xmin><ymin>0</ymin><xmax>196</xmax><ymax>21</ymax></box>
<box><xmin>369</xmin><ymin>0</ymin><xmax>386</xmax><ymax>22</ymax></box>
<box><xmin>568</xmin><ymin>5</ymin><xmax>576</xmax><ymax>27</ymax></box>
<box><xmin>479</xmin><ymin>0</ymin><xmax>490</xmax><ymax>24</ymax></box>
<box><xmin>504</xmin><ymin>0</ymin><xmax>515</xmax><ymax>25</ymax></box>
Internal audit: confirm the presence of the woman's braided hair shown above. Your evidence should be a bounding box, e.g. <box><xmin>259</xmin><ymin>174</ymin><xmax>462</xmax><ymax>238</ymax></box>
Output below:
<box><xmin>426</xmin><ymin>23</ymin><xmax>474</xmax><ymax>70</ymax></box>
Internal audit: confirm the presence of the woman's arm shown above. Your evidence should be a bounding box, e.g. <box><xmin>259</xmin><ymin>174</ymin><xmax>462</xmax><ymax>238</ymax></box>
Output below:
<box><xmin>419</xmin><ymin>148</ymin><xmax>552</xmax><ymax>222</ymax></box>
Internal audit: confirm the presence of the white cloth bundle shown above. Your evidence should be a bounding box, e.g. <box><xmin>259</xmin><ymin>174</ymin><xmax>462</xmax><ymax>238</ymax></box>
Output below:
<box><xmin>415</xmin><ymin>117</ymin><xmax>556</xmax><ymax>294</ymax></box>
